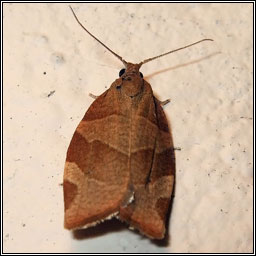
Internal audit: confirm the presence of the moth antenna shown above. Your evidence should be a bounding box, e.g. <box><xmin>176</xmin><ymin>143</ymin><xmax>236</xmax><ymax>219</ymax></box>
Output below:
<box><xmin>139</xmin><ymin>39</ymin><xmax>214</xmax><ymax>66</ymax></box>
<box><xmin>69</xmin><ymin>6</ymin><xmax>127</xmax><ymax>67</ymax></box>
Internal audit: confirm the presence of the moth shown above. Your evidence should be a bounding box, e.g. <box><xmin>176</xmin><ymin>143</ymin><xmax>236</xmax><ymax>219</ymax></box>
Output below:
<box><xmin>64</xmin><ymin>6</ymin><xmax>213</xmax><ymax>239</ymax></box>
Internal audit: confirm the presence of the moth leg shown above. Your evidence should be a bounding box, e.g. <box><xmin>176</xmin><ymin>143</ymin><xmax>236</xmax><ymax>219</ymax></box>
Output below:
<box><xmin>159</xmin><ymin>98</ymin><xmax>170</xmax><ymax>106</ymax></box>
<box><xmin>89</xmin><ymin>93</ymin><xmax>98</xmax><ymax>99</ymax></box>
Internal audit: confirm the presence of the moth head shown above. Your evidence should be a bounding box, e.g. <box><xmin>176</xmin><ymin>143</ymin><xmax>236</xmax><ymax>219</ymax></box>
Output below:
<box><xmin>119</xmin><ymin>63</ymin><xmax>143</xmax><ymax>79</ymax></box>
<box><xmin>117</xmin><ymin>62</ymin><xmax>144</xmax><ymax>97</ymax></box>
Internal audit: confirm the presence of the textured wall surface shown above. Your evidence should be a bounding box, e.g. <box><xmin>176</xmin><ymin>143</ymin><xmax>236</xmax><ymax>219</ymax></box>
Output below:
<box><xmin>3</xmin><ymin>3</ymin><xmax>253</xmax><ymax>253</ymax></box>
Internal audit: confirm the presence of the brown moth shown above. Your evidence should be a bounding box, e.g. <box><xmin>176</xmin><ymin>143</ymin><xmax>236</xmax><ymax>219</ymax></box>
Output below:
<box><xmin>64</xmin><ymin>6</ymin><xmax>213</xmax><ymax>239</ymax></box>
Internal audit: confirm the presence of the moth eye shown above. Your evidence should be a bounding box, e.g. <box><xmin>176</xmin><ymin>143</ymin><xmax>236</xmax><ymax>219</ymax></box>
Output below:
<box><xmin>119</xmin><ymin>69</ymin><xmax>126</xmax><ymax>77</ymax></box>
<box><xmin>140</xmin><ymin>72</ymin><xmax>143</xmax><ymax>78</ymax></box>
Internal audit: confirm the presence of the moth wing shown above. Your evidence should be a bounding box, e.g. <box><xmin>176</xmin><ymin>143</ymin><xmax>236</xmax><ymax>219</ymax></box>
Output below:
<box><xmin>64</xmin><ymin>89</ymin><xmax>131</xmax><ymax>229</ymax></box>
<box><xmin>120</xmin><ymin>91</ymin><xmax>175</xmax><ymax>239</ymax></box>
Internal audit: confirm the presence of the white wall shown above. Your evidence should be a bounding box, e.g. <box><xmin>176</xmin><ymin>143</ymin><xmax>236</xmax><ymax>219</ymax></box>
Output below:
<box><xmin>3</xmin><ymin>3</ymin><xmax>253</xmax><ymax>253</ymax></box>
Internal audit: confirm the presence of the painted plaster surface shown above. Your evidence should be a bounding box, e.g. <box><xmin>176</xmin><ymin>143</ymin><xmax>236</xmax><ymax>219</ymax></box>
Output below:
<box><xmin>3</xmin><ymin>3</ymin><xmax>253</xmax><ymax>253</ymax></box>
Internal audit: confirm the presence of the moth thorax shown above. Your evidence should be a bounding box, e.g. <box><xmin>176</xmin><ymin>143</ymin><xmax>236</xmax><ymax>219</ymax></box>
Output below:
<box><xmin>122</xmin><ymin>75</ymin><xmax>143</xmax><ymax>97</ymax></box>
